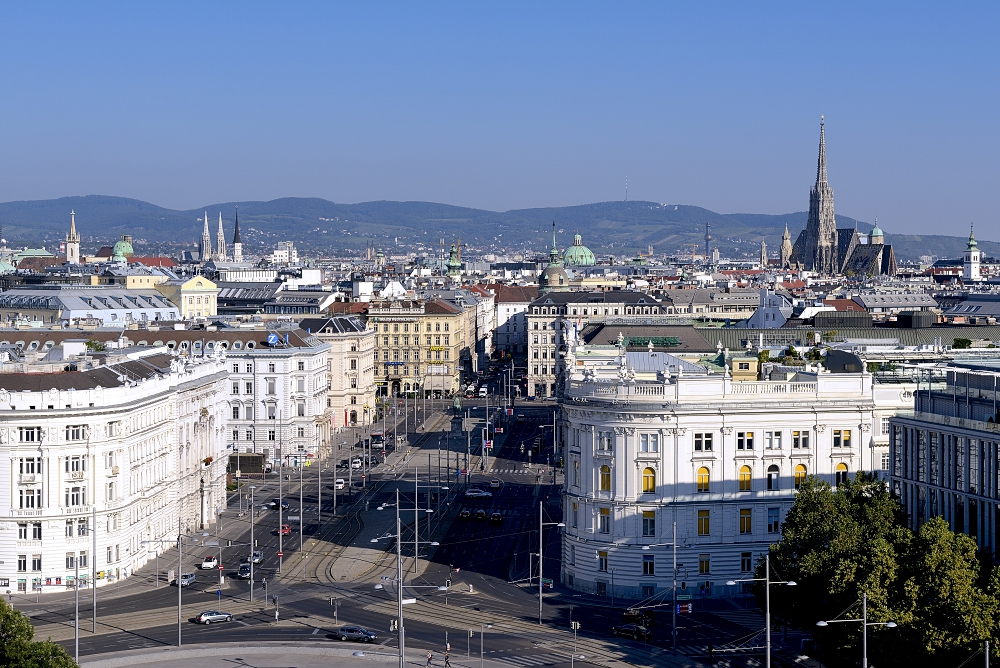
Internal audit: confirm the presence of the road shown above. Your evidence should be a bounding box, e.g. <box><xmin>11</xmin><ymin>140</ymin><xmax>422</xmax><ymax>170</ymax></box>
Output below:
<box><xmin>19</xmin><ymin>381</ymin><xmax>807</xmax><ymax>668</ymax></box>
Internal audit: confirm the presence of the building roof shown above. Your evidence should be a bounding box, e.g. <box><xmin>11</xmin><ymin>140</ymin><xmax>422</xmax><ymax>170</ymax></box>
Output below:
<box><xmin>299</xmin><ymin>316</ymin><xmax>369</xmax><ymax>335</ymax></box>
<box><xmin>852</xmin><ymin>293</ymin><xmax>937</xmax><ymax>309</ymax></box>
<box><xmin>580</xmin><ymin>324</ymin><xmax>717</xmax><ymax>352</ymax></box>
<box><xmin>483</xmin><ymin>284</ymin><xmax>539</xmax><ymax>304</ymax></box>
<box><xmin>530</xmin><ymin>291</ymin><xmax>661</xmax><ymax>307</ymax></box>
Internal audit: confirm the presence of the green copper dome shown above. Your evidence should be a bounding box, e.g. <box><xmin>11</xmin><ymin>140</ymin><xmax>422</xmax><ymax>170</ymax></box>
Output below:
<box><xmin>562</xmin><ymin>233</ymin><xmax>596</xmax><ymax>266</ymax></box>
<box><xmin>111</xmin><ymin>236</ymin><xmax>134</xmax><ymax>262</ymax></box>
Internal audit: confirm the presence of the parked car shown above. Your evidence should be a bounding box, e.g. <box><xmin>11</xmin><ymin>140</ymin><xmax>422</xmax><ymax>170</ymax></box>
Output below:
<box><xmin>489</xmin><ymin>478</ymin><xmax>502</xmax><ymax>489</ymax></box>
<box><xmin>337</xmin><ymin>625</ymin><xmax>377</xmax><ymax>642</ymax></box>
<box><xmin>458</xmin><ymin>509</ymin><xmax>471</xmax><ymax>520</ymax></box>
<box><xmin>489</xmin><ymin>512</ymin><xmax>503</xmax><ymax>524</ymax></box>
<box><xmin>174</xmin><ymin>572</ymin><xmax>196</xmax><ymax>587</ymax></box>
<box><xmin>237</xmin><ymin>564</ymin><xmax>252</xmax><ymax>580</ymax></box>
<box><xmin>465</xmin><ymin>489</ymin><xmax>492</xmax><ymax>499</ymax></box>
<box><xmin>474</xmin><ymin>509</ymin><xmax>487</xmax><ymax>520</ymax></box>
<box><xmin>280</xmin><ymin>524</ymin><xmax>291</xmax><ymax>535</ymax></box>
<box><xmin>611</xmin><ymin>624</ymin><xmax>650</xmax><ymax>641</ymax></box>
<box><xmin>200</xmin><ymin>555</ymin><xmax>219</xmax><ymax>570</ymax></box>
<box><xmin>197</xmin><ymin>610</ymin><xmax>233</xmax><ymax>624</ymax></box>
<box><xmin>334</xmin><ymin>478</ymin><xmax>346</xmax><ymax>490</ymax></box>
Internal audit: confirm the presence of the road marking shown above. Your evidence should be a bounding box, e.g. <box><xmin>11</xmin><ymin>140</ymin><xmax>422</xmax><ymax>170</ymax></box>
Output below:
<box><xmin>235</xmin><ymin>619</ymin><xmax>250</xmax><ymax>626</ymax></box>
<box><xmin>312</xmin><ymin>628</ymin><xmax>321</xmax><ymax>635</ymax></box>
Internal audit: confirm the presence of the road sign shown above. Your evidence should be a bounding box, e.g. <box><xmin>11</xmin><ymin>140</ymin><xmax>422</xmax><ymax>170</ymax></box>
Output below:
<box><xmin>495</xmin><ymin>427</ymin><xmax>503</xmax><ymax>434</ymax></box>
<box><xmin>235</xmin><ymin>469</ymin><xmax>241</xmax><ymax>478</ymax></box>
<box><xmin>287</xmin><ymin>515</ymin><xmax>300</xmax><ymax>520</ymax></box>
<box><xmin>677</xmin><ymin>603</ymin><xmax>693</xmax><ymax>614</ymax></box>
<box><xmin>218</xmin><ymin>565</ymin><xmax>224</xmax><ymax>571</ymax></box>
<box><xmin>677</xmin><ymin>594</ymin><xmax>693</xmax><ymax>600</ymax></box>
<box><xmin>277</xmin><ymin>551</ymin><xmax>284</xmax><ymax>558</ymax></box>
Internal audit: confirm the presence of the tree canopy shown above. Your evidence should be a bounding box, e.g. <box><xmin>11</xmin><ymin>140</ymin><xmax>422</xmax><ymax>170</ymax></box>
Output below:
<box><xmin>0</xmin><ymin>599</ymin><xmax>77</xmax><ymax>667</ymax></box>
<box><xmin>764</xmin><ymin>472</ymin><xmax>999</xmax><ymax>666</ymax></box>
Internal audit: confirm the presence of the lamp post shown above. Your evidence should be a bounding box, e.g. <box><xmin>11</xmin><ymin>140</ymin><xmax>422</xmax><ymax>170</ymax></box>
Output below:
<box><xmin>480</xmin><ymin>622</ymin><xmax>493</xmax><ymax>668</ymax></box>
<box><xmin>249</xmin><ymin>485</ymin><xmax>256</xmax><ymax>601</ymax></box>
<box><xmin>815</xmin><ymin>592</ymin><xmax>897</xmax><ymax>668</ymax></box>
<box><xmin>726</xmin><ymin>553</ymin><xmax>796</xmax><ymax>668</ymax></box>
<box><xmin>141</xmin><ymin>520</ymin><xmax>208</xmax><ymax>647</ymax></box>
<box><xmin>642</xmin><ymin>520</ymin><xmax>687</xmax><ymax>654</ymax></box>
<box><xmin>537</xmin><ymin>500</ymin><xmax>566</xmax><ymax>625</ymax></box>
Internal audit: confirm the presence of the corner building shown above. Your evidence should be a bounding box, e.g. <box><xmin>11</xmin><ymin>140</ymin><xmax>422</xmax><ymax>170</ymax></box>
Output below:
<box><xmin>559</xmin><ymin>344</ymin><xmax>913</xmax><ymax>599</ymax></box>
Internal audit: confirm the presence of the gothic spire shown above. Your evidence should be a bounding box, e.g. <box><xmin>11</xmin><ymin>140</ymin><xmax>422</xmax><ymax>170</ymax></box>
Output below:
<box><xmin>816</xmin><ymin>115</ymin><xmax>828</xmax><ymax>185</ymax></box>
<box><xmin>232</xmin><ymin>206</ymin><xmax>242</xmax><ymax>244</ymax></box>
<box><xmin>68</xmin><ymin>209</ymin><xmax>79</xmax><ymax>241</ymax></box>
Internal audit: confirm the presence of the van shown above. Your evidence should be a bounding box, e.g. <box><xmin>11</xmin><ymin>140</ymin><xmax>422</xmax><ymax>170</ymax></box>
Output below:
<box><xmin>478</xmin><ymin>387</ymin><xmax>488</xmax><ymax>398</ymax></box>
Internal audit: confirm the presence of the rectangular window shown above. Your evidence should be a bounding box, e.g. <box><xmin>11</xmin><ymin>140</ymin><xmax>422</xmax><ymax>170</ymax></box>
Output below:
<box><xmin>297</xmin><ymin>361</ymin><xmax>305</xmax><ymax>371</ymax></box>
<box><xmin>233</xmin><ymin>363</ymin><xmax>240</xmax><ymax>373</ymax></box>
<box><xmin>741</xmin><ymin>552</ymin><xmax>753</xmax><ymax>573</ymax></box>
<box><xmin>881</xmin><ymin>417</ymin><xmax>891</xmax><ymax>435</ymax></box>
<box><xmin>107</xmin><ymin>547</ymin><xmax>113</xmax><ymax>564</ymax></box>
<box><xmin>65</xmin><ymin>455</ymin><xmax>86</xmax><ymax>473</ymax></box>
<box><xmin>792</xmin><ymin>430</ymin><xmax>809</xmax><ymax>449</ymax></box>
<box><xmin>246</xmin><ymin>382</ymin><xmax>253</xmax><ymax>395</ymax></box>
<box><xmin>246</xmin><ymin>430</ymin><xmax>253</xmax><ymax>441</ymax></box>
<box><xmin>698</xmin><ymin>554</ymin><xmax>710</xmax><ymax>575</ymax></box>
<box><xmin>77</xmin><ymin>519</ymin><xmax>87</xmax><ymax>536</ymax></box>
<box><xmin>31</xmin><ymin>555</ymin><xmax>41</xmax><ymax>572</ymax></box>
<box><xmin>572</xmin><ymin>502</ymin><xmax>579</xmax><ymax>528</ymax></box>
<box><xmin>640</xmin><ymin>434</ymin><xmax>659</xmax><ymax>453</ymax></box>
<box><xmin>694</xmin><ymin>433</ymin><xmax>713</xmax><ymax>451</ymax></box>
<box><xmin>19</xmin><ymin>458</ymin><xmax>39</xmax><ymax>474</ymax></box>
<box><xmin>881</xmin><ymin>452</ymin><xmax>890</xmax><ymax>470</ymax></box>
<box><xmin>79</xmin><ymin>551</ymin><xmax>88</xmax><ymax>568</ymax></box>
<box><xmin>232</xmin><ymin>406</ymin><xmax>240</xmax><ymax>420</ymax></box>
<box><xmin>20</xmin><ymin>489</ymin><xmax>41</xmax><ymax>509</ymax></box>
<box><xmin>643</xmin><ymin>555</ymin><xmax>655</xmax><ymax>576</ymax></box>
<box><xmin>739</xmin><ymin>508</ymin><xmax>752</xmax><ymax>534</ymax></box>
<box><xmin>231</xmin><ymin>382</ymin><xmax>240</xmax><ymax>395</ymax></box>
<box><xmin>233</xmin><ymin>429</ymin><xmax>239</xmax><ymax>441</ymax></box>
<box><xmin>296</xmin><ymin>378</ymin><xmax>306</xmax><ymax>392</ymax></box>
<box><xmin>268</xmin><ymin>363</ymin><xmax>275</xmax><ymax>373</ymax></box>
<box><xmin>66</xmin><ymin>553</ymin><xmax>76</xmax><ymax>569</ymax></box>
<box><xmin>19</xmin><ymin>523</ymin><xmax>28</xmax><ymax>540</ymax></box>
<box><xmin>31</xmin><ymin>522</ymin><xmax>41</xmax><ymax>540</ymax></box>
<box><xmin>65</xmin><ymin>425</ymin><xmax>86</xmax><ymax>441</ymax></box>
<box><xmin>268</xmin><ymin>430</ymin><xmax>276</xmax><ymax>441</ymax></box>
<box><xmin>833</xmin><ymin>429</ymin><xmax>852</xmax><ymax>448</ymax></box>
<box><xmin>737</xmin><ymin>432</ymin><xmax>754</xmax><ymax>450</ymax></box>
<box><xmin>297</xmin><ymin>427</ymin><xmax>305</xmax><ymax>438</ymax></box>
<box><xmin>598</xmin><ymin>551</ymin><xmax>608</xmax><ymax>572</ymax></box>
<box><xmin>19</xmin><ymin>427</ymin><xmax>40</xmax><ymax>442</ymax></box>
<box><xmin>599</xmin><ymin>507</ymin><xmax>610</xmax><ymax>534</ymax></box>
<box><xmin>697</xmin><ymin>509</ymin><xmax>710</xmax><ymax>536</ymax></box>
<box><xmin>642</xmin><ymin>510</ymin><xmax>656</xmax><ymax>537</ymax></box>
<box><xmin>106</xmin><ymin>483</ymin><xmax>115</xmax><ymax>502</ymax></box>
<box><xmin>297</xmin><ymin>401</ymin><xmax>305</xmax><ymax>417</ymax></box>
<box><xmin>767</xmin><ymin>508</ymin><xmax>780</xmax><ymax>533</ymax></box>
<box><xmin>17</xmin><ymin>555</ymin><xmax>27</xmax><ymax>572</ymax></box>
<box><xmin>266</xmin><ymin>379</ymin><xmax>276</xmax><ymax>395</ymax></box>
<box><xmin>597</xmin><ymin>431</ymin><xmax>613</xmax><ymax>452</ymax></box>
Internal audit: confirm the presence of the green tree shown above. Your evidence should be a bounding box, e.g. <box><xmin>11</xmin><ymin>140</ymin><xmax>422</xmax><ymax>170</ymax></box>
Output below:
<box><xmin>84</xmin><ymin>339</ymin><xmax>106</xmax><ymax>352</ymax></box>
<box><xmin>0</xmin><ymin>599</ymin><xmax>77</xmax><ymax>667</ymax></box>
<box><xmin>953</xmin><ymin>338</ymin><xmax>972</xmax><ymax>350</ymax></box>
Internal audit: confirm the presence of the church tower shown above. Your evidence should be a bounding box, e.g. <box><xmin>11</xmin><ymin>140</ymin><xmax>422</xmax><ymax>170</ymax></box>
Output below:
<box><xmin>232</xmin><ymin>206</ymin><xmax>243</xmax><ymax>263</ymax></box>
<box><xmin>964</xmin><ymin>224</ymin><xmax>981</xmax><ymax>282</ymax></box>
<box><xmin>790</xmin><ymin>117</ymin><xmax>838</xmax><ymax>273</ymax></box>
<box><xmin>66</xmin><ymin>210</ymin><xmax>81</xmax><ymax>264</ymax></box>
<box><xmin>780</xmin><ymin>224</ymin><xmax>793</xmax><ymax>269</ymax></box>
<box><xmin>216</xmin><ymin>212</ymin><xmax>227</xmax><ymax>262</ymax></box>
<box><xmin>201</xmin><ymin>212</ymin><xmax>212</xmax><ymax>262</ymax></box>
<box><xmin>759</xmin><ymin>240</ymin><xmax>767</xmax><ymax>267</ymax></box>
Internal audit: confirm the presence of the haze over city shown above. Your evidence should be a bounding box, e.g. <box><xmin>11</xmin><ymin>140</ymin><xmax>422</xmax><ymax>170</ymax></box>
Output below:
<box><xmin>1</xmin><ymin>3</ymin><xmax>997</xmax><ymax>234</ymax></box>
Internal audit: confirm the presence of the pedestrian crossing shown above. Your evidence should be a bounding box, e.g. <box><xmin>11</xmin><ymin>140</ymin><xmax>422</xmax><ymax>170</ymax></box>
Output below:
<box><xmin>491</xmin><ymin>653</ymin><xmax>565</xmax><ymax>666</ymax></box>
<box><xmin>486</xmin><ymin>468</ymin><xmax>541</xmax><ymax>475</ymax></box>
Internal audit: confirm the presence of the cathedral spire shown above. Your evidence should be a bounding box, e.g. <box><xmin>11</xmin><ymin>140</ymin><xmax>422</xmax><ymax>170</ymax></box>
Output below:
<box><xmin>816</xmin><ymin>115</ymin><xmax>828</xmax><ymax>185</ymax></box>
<box><xmin>231</xmin><ymin>206</ymin><xmax>243</xmax><ymax>263</ymax></box>
<box><xmin>201</xmin><ymin>211</ymin><xmax>212</xmax><ymax>262</ymax></box>
<box><xmin>216</xmin><ymin>211</ymin><xmax>227</xmax><ymax>261</ymax></box>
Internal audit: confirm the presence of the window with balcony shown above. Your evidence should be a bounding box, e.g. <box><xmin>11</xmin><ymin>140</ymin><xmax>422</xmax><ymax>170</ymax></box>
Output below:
<box><xmin>698</xmin><ymin>510</ymin><xmax>710</xmax><ymax>535</ymax></box>
<box><xmin>739</xmin><ymin>465</ymin><xmax>752</xmax><ymax>492</ymax></box>
<box><xmin>19</xmin><ymin>458</ymin><xmax>39</xmax><ymax>475</ymax></box>
<box><xmin>20</xmin><ymin>489</ymin><xmax>41</xmax><ymax>509</ymax></box>
<box><xmin>599</xmin><ymin>465</ymin><xmax>611</xmax><ymax>491</ymax></box>
<box><xmin>65</xmin><ymin>456</ymin><xmax>86</xmax><ymax>473</ymax></box>
<box><xmin>697</xmin><ymin>467</ymin><xmax>710</xmax><ymax>492</ymax></box>
<box><xmin>641</xmin><ymin>467</ymin><xmax>656</xmax><ymax>493</ymax></box>
<box><xmin>794</xmin><ymin>464</ymin><xmax>807</xmax><ymax>489</ymax></box>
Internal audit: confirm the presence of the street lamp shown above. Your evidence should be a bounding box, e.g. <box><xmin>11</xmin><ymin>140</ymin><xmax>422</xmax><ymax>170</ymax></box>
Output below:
<box><xmin>480</xmin><ymin>622</ymin><xmax>493</xmax><ymax>668</ymax></box>
<box><xmin>642</xmin><ymin>520</ymin><xmax>689</xmax><ymax>655</ymax></box>
<box><xmin>537</xmin><ymin>500</ymin><xmax>565</xmax><ymax>625</ymax></box>
<box><xmin>815</xmin><ymin>592</ymin><xmax>896</xmax><ymax>668</ymax></box>
<box><xmin>726</xmin><ymin>553</ymin><xmax>796</xmax><ymax>668</ymax></box>
<box><xmin>141</xmin><ymin>519</ymin><xmax>209</xmax><ymax>647</ymax></box>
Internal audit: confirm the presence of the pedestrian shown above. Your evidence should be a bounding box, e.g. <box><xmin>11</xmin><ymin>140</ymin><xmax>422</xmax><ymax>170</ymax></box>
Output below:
<box><xmin>426</xmin><ymin>650</ymin><xmax>434</xmax><ymax>666</ymax></box>
<box><xmin>444</xmin><ymin>652</ymin><xmax>451</xmax><ymax>667</ymax></box>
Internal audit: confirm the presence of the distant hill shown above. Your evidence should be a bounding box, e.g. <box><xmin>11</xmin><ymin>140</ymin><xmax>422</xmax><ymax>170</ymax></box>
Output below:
<box><xmin>0</xmin><ymin>195</ymin><xmax>987</xmax><ymax>262</ymax></box>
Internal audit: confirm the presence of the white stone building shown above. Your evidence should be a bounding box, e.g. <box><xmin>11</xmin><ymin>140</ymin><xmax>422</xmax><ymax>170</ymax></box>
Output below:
<box><xmin>559</xmin><ymin>343</ymin><xmax>914</xmax><ymax>600</ymax></box>
<box><xmin>300</xmin><ymin>317</ymin><xmax>377</xmax><ymax>428</ymax></box>
<box><xmin>0</xmin><ymin>350</ymin><xmax>228</xmax><ymax>594</ymax></box>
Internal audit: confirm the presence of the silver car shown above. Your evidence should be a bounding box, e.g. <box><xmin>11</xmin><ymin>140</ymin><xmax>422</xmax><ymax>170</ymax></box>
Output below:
<box><xmin>175</xmin><ymin>572</ymin><xmax>196</xmax><ymax>587</ymax></box>
<box><xmin>337</xmin><ymin>625</ymin><xmax>377</xmax><ymax>642</ymax></box>
<box><xmin>196</xmin><ymin>610</ymin><xmax>233</xmax><ymax>624</ymax></box>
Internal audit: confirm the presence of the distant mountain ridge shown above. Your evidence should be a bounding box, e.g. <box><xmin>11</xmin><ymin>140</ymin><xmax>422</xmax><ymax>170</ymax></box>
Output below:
<box><xmin>0</xmin><ymin>195</ymin><xmax>986</xmax><ymax>262</ymax></box>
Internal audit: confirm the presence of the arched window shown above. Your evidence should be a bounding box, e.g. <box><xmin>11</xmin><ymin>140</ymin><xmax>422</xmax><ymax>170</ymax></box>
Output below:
<box><xmin>794</xmin><ymin>464</ymin><xmax>807</xmax><ymax>490</ymax></box>
<box><xmin>739</xmin><ymin>465</ymin><xmax>752</xmax><ymax>492</ymax></box>
<box><xmin>697</xmin><ymin>467</ymin><xmax>710</xmax><ymax>493</ymax></box>
<box><xmin>642</xmin><ymin>467</ymin><xmax>656</xmax><ymax>493</ymax></box>
<box><xmin>835</xmin><ymin>463</ymin><xmax>849</xmax><ymax>486</ymax></box>
<box><xmin>767</xmin><ymin>464</ymin><xmax>779</xmax><ymax>490</ymax></box>
<box><xmin>599</xmin><ymin>465</ymin><xmax>611</xmax><ymax>492</ymax></box>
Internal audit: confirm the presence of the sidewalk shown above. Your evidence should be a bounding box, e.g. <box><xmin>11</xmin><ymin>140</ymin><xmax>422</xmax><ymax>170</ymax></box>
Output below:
<box><xmin>79</xmin><ymin>641</ymin><xmax>518</xmax><ymax>668</ymax></box>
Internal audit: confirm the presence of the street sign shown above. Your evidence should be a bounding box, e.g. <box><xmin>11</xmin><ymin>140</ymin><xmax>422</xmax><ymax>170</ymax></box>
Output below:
<box><xmin>277</xmin><ymin>551</ymin><xmax>284</xmax><ymax>558</ymax></box>
<box><xmin>495</xmin><ymin>427</ymin><xmax>503</xmax><ymax>434</ymax></box>
<box><xmin>287</xmin><ymin>516</ymin><xmax>300</xmax><ymax>520</ymax></box>
<box><xmin>677</xmin><ymin>594</ymin><xmax>693</xmax><ymax>600</ymax></box>
<box><xmin>677</xmin><ymin>603</ymin><xmax>693</xmax><ymax>614</ymax></box>
<box><xmin>218</xmin><ymin>565</ymin><xmax>224</xmax><ymax>571</ymax></box>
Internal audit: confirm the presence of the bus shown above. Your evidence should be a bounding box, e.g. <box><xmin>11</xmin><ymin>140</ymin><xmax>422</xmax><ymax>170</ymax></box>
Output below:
<box><xmin>370</xmin><ymin>432</ymin><xmax>386</xmax><ymax>453</ymax></box>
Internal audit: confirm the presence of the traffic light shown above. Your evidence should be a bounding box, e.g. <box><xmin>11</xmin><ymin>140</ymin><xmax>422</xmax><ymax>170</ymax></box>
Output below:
<box><xmin>227</xmin><ymin>540</ymin><xmax>233</xmax><ymax>547</ymax></box>
<box><xmin>254</xmin><ymin>539</ymin><xmax>258</xmax><ymax>547</ymax></box>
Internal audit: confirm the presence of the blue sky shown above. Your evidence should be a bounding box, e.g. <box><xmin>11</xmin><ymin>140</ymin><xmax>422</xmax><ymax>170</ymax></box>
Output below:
<box><xmin>0</xmin><ymin>3</ymin><xmax>996</xmax><ymax>235</ymax></box>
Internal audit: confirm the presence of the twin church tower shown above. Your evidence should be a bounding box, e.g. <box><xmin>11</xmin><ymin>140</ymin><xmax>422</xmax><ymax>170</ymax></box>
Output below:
<box><xmin>201</xmin><ymin>208</ymin><xmax>242</xmax><ymax>263</ymax></box>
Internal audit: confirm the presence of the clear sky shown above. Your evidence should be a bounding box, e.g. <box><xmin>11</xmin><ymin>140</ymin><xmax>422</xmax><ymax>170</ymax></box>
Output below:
<box><xmin>0</xmin><ymin>3</ymin><xmax>996</xmax><ymax>234</ymax></box>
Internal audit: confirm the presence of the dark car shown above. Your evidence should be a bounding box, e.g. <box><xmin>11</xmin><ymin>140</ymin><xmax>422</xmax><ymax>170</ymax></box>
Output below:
<box><xmin>489</xmin><ymin>512</ymin><xmax>503</xmax><ymax>524</ymax></box>
<box><xmin>337</xmin><ymin>625</ymin><xmax>377</xmax><ymax>642</ymax></box>
<box><xmin>273</xmin><ymin>498</ymin><xmax>290</xmax><ymax>510</ymax></box>
<box><xmin>237</xmin><ymin>564</ymin><xmax>252</xmax><ymax>579</ymax></box>
<box><xmin>474</xmin><ymin>509</ymin><xmax>487</xmax><ymax>520</ymax></box>
<box><xmin>458</xmin><ymin>509</ymin><xmax>471</xmax><ymax>520</ymax></box>
<box><xmin>612</xmin><ymin>624</ymin><xmax>650</xmax><ymax>641</ymax></box>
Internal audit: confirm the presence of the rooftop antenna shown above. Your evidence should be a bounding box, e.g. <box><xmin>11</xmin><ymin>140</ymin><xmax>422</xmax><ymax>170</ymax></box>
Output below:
<box><xmin>625</xmin><ymin>175</ymin><xmax>628</xmax><ymax>202</ymax></box>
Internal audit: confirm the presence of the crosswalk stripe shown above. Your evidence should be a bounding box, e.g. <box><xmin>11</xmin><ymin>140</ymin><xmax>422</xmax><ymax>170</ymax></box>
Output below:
<box><xmin>493</xmin><ymin>654</ymin><xmax>562</xmax><ymax>666</ymax></box>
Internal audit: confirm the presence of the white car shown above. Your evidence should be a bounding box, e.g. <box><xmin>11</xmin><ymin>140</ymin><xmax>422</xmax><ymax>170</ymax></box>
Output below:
<box><xmin>351</xmin><ymin>459</ymin><xmax>363</xmax><ymax>470</ymax></box>
<box><xmin>465</xmin><ymin>488</ymin><xmax>492</xmax><ymax>499</ymax></box>
<box><xmin>200</xmin><ymin>555</ymin><xmax>218</xmax><ymax>570</ymax></box>
<box><xmin>334</xmin><ymin>478</ymin><xmax>346</xmax><ymax>490</ymax></box>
